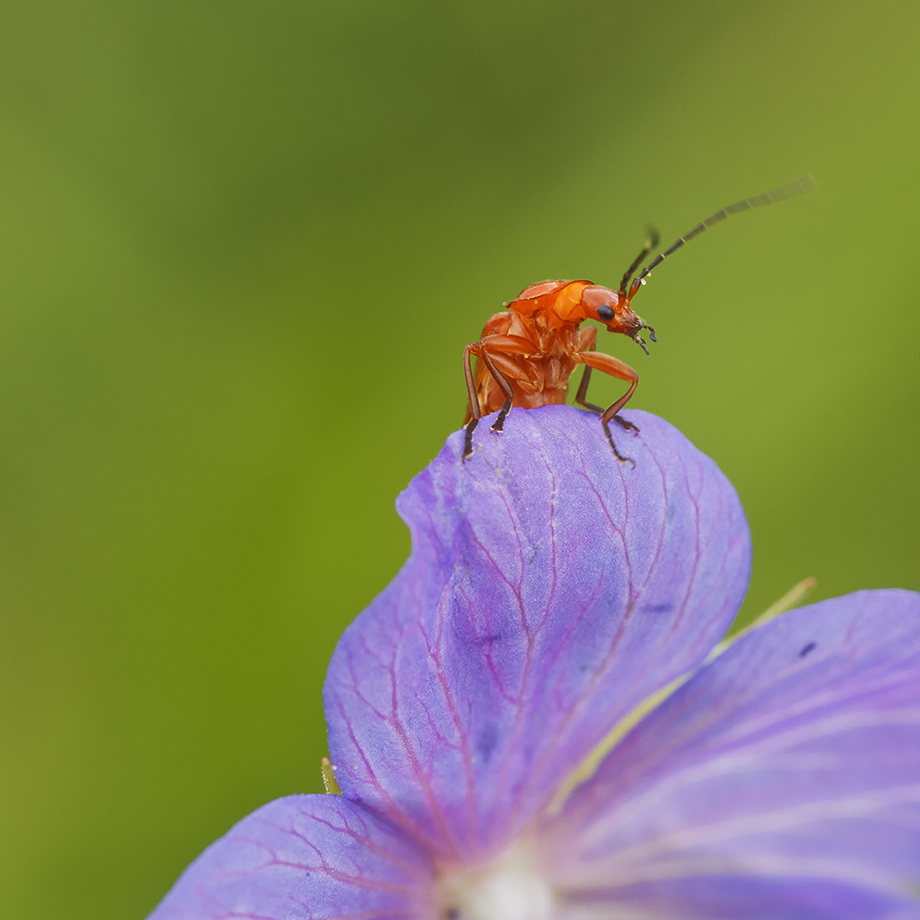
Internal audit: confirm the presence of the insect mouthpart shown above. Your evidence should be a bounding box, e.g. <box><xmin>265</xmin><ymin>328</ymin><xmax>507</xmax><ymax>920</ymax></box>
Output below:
<box><xmin>631</xmin><ymin>323</ymin><xmax>657</xmax><ymax>356</ymax></box>
<box><xmin>632</xmin><ymin>334</ymin><xmax>650</xmax><ymax>356</ymax></box>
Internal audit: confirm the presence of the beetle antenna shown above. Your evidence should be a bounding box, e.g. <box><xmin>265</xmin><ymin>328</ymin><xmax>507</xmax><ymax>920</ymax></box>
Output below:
<box><xmin>618</xmin><ymin>228</ymin><xmax>660</xmax><ymax>295</ymax></box>
<box><xmin>629</xmin><ymin>175</ymin><xmax>816</xmax><ymax>296</ymax></box>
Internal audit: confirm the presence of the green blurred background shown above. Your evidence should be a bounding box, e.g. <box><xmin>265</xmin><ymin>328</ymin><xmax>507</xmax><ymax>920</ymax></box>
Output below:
<box><xmin>1</xmin><ymin>1</ymin><xmax>918</xmax><ymax>916</ymax></box>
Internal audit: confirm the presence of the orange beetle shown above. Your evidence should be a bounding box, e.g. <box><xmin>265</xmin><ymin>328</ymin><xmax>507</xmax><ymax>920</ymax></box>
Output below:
<box><xmin>463</xmin><ymin>176</ymin><xmax>815</xmax><ymax>460</ymax></box>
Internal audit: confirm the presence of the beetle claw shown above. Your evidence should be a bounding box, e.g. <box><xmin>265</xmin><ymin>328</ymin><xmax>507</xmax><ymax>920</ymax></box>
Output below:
<box><xmin>604</xmin><ymin>419</ymin><xmax>637</xmax><ymax>468</ymax></box>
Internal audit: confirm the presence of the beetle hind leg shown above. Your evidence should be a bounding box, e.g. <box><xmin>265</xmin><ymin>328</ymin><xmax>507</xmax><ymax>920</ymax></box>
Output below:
<box><xmin>463</xmin><ymin>418</ymin><xmax>479</xmax><ymax>459</ymax></box>
<box><xmin>490</xmin><ymin>397</ymin><xmax>513</xmax><ymax>433</ymax></box>
<box><xmin>462</xmin><ymin>342</ymin><xmax>517</xmax><ymax>460</ymax></box>
<box><xmin>476</xmin><ymin>349</ymin><xmax>515</xmax><ymax>435</ymax></box>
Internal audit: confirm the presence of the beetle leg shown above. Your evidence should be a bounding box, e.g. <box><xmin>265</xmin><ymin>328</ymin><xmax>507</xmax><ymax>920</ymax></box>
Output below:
<box><xmin>463</xmin><ymin>343</ymin><xmax>515</xmax><ymax>459</ymax></box>
<box><xmin>574</xmin><ymin>329</ymin><xmax>637</xmax><ymax>431</ymax></box>
<box><xmin>478</xmin><ymin>347</ymin><xmax>514</xmax><ymax>433</ymax></box>
<box><xmin>574</xmin><ymin>326</ymin><xmax>605</xmax><ymax>414</ymax></box>
<box><xmin>573</xmin><ymin>350</ymin><xmax>641</xmax><ymax>465</ymax></box>
<box><xmin>463</xmin><ymin>343</ymin><xmax>482</xmax><ymax>459</ymax></box>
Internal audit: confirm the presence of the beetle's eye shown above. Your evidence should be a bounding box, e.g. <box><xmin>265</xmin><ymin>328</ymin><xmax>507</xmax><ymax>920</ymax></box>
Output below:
<box><xmin>597</xmin><ymin>304</ymin><xmax>615</xmax><ymax>322</ymax></box>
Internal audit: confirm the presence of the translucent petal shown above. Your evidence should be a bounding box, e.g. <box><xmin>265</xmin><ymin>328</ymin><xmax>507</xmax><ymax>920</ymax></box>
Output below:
<box><xmin>324</xmin><ymin>406</ymin><xmax>750</xmax><ymax>860</ymax></box>
<box><xmin>542</xmin><ymin>589</ymin><xmax>920</xmax><ymax>919</ymax></box>
<box><xmin>148</xmin><ymin>794</ymin><xmax>435</xmax><ymax>919</ymax></box>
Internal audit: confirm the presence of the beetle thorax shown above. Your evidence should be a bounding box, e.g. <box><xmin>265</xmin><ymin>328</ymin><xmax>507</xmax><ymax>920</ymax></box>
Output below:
<box><xmin>546</xmin><ymin>281</ymin><xmax>591</xmax><ymax>327</ymax></box>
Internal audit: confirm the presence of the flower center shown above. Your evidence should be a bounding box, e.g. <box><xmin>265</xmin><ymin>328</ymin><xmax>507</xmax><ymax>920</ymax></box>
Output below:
<box><xmin>438</xmin><ymin>845</ymin><xmax>554</xmax><ymax>920</ymax></box>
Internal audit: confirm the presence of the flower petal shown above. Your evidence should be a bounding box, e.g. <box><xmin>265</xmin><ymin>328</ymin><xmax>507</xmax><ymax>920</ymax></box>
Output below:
<box><xmin>324</xmin><ymin>406</ymin><xmax>750</xmax><ymax>859</ymax></box>
<box><xmin>147</xmin><ymin>795</ymin><xmax>435</xmax><ymax>919</ymax></box>
<box><xmin>553</xmin><ymin>877</ymin><xmax>917</xmax><ymax>920</ymax></box>
<box><xmin>542</xmin><ymin>589</ymin><xmax>920</xmax><ymax>918</ymax></box>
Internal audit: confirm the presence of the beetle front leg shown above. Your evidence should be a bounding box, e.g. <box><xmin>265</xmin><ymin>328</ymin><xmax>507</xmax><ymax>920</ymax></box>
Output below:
<box><xmin>612</xmin><ymin>414</ymin><xmax>639</xmax><ymax>433</ymax></box>
<box><xmin>574</xmin><ymin>349</ymin><xmax>641</xmax><ymax>464</ymax></box>
<box><xmin>573</xmin><ymin>329</ymin><xmax>637</xmax><ymax>432</ymax></box>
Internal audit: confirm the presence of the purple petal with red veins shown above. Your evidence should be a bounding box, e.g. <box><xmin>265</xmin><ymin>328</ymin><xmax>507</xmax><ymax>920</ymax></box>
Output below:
<box><xmin>324</xmin><ymin>406</ymin><xmax>751</xmax><ymax>860</ymax></box>
<box><xmin>147</xmin><ymin>795</ymin><xmax>435</xmax><ymax>920</ymax></box>
<box><xmin>541</xmin><ymin>589</ymin><xmax>920</xmax><ymax>919</ymax></box>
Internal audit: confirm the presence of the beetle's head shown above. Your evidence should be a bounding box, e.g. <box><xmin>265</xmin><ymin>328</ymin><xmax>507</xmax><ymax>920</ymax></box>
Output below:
<box><xmin>581</xmin><ymin>284</ymin><xmax>657</xmax><ymax>355</ymax></box>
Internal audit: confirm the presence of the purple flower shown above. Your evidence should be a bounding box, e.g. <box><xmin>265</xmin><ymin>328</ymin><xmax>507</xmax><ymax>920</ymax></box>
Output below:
<box><xmin>149</xmin><ymin>406</ymin><xmax>920</xmax><ymax>920</ymax></box>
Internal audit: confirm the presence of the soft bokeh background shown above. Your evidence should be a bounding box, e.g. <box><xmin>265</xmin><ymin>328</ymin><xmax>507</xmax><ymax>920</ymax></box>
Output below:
<box><xmin>2</xmin><ymin>1</ymin><xmax>918</xmax><ymax>917</ymax></box>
